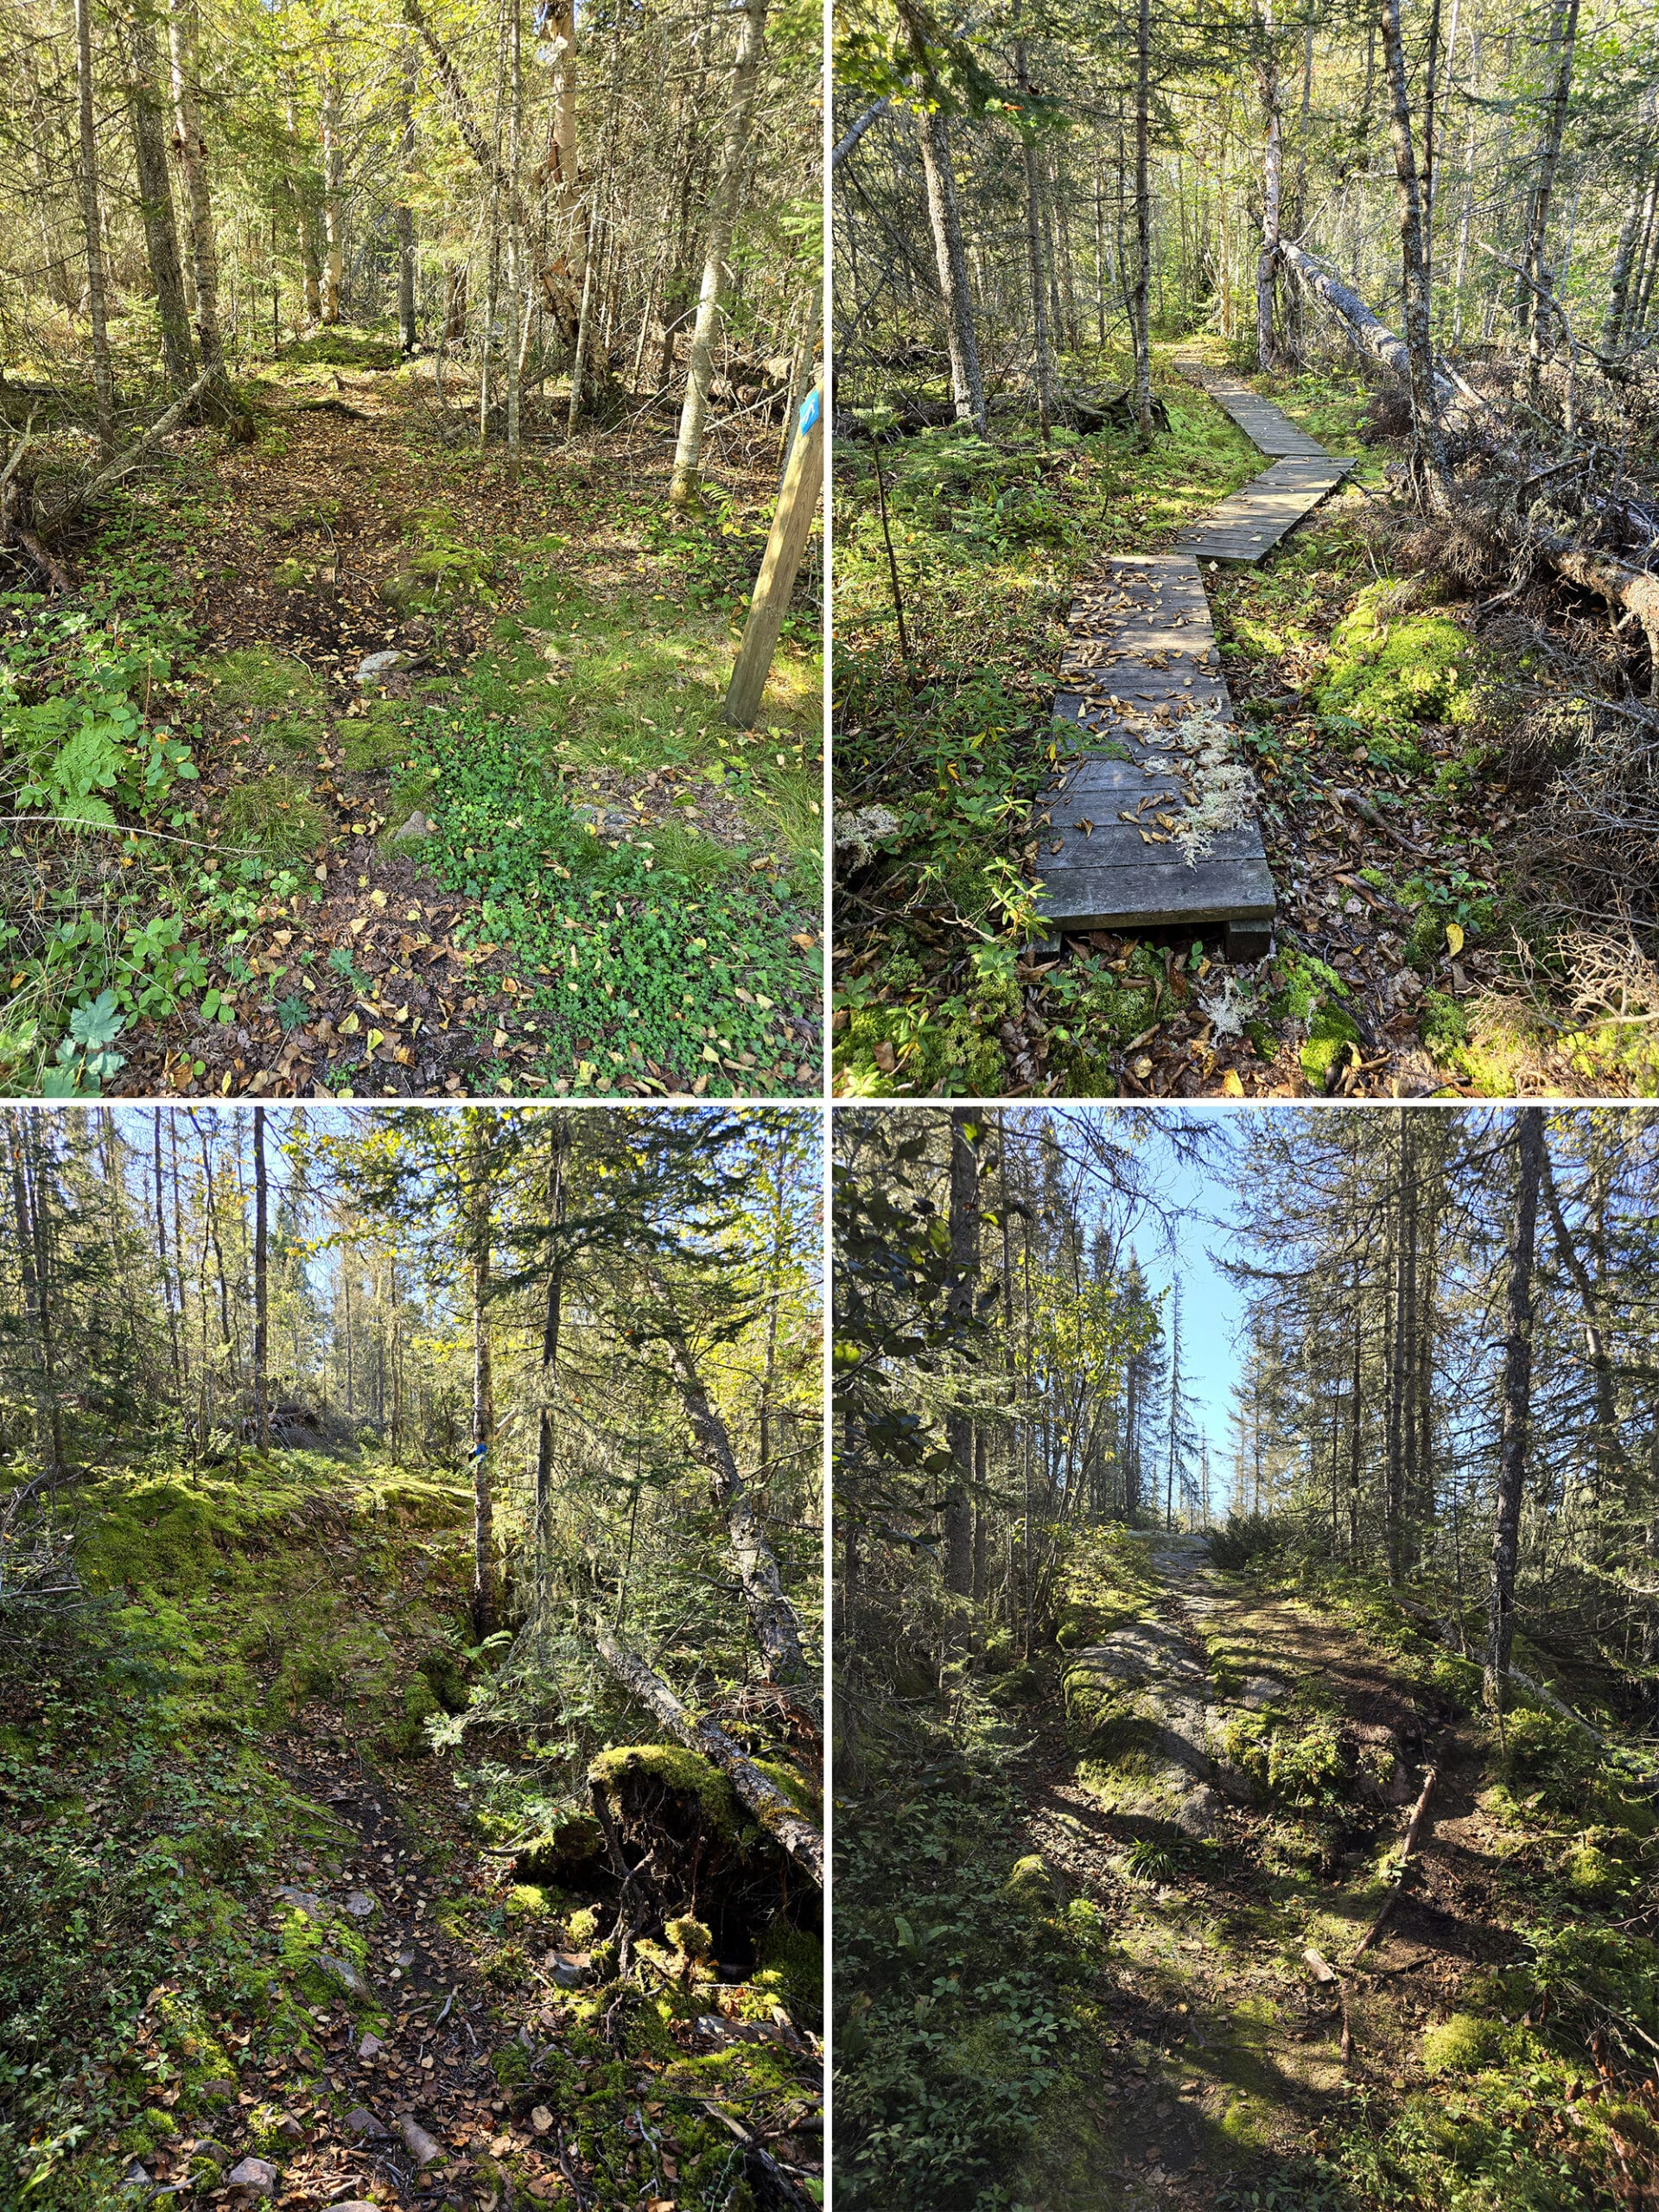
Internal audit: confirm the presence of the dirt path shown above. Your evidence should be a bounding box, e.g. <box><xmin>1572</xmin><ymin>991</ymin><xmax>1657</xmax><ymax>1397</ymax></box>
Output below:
<box><xmin>1009</xmin><ymin>1534</ymin><xmax>1509</xmax><ymax>2209</ymax></box>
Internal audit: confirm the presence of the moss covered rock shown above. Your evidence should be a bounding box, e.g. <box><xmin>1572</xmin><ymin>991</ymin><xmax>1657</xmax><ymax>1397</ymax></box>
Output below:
<box><xmin>1314</xmin><ymin>582</ymin><xmax>1478</xmax><ymax>733</ymax></box>
<box><xmin>1003</xmin><ymin>1854</ymin><xmax>1056</xmax><ymax>1914</ymax></box>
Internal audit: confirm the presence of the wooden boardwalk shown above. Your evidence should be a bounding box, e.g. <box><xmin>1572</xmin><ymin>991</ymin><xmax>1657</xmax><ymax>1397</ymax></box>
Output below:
<box><xmin>1033</xmin><ymin>552</ymin><xmax>1276</xmax><ymax>957</ymax></box>
<box><xmin>1033</xmin><ymin>364</ymin><xmax>1352</xmax><ymax>955</ymax></box>
<box><xmin>1173</xmin><ymin>361</ymin><xmax>1354</xmax><ymax>563</ymax></box>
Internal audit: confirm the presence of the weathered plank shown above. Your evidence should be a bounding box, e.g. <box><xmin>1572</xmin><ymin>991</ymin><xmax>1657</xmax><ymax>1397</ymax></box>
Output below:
<box><xmin>1033</xmin><ymin>551</ymin><xmax>1275</xmax><ymax>950</ymax></box>
<box><xmin>1171</xmin><ymin>361</ymin><xmax>1354</xmax><ymax>563</ymax></box>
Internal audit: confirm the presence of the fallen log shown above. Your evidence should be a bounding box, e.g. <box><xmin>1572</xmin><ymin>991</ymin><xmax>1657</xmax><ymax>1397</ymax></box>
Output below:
<box><xmin>1278</xmin><ymin>242</ymin><xmax>1468</xmax><ymax>423</ymax></box>
<box><xmin>1533</xmin><ymin>533</ymin><xmax>1659</xmax><ymax>702</ymax></box>
<box><xmin>1351</xmin><ymin>1763</ymin><xmax>1438</xmax><ymax>1964</ymax></box>
<box><xmin>645</xmin><ymin>1274</ymin><xmax>821</xmax><ymax>1733</ymax></box>
<box><xmin>595</xmin><ymin>1623</ymin><xmax>823</xmax><ymax>1885</ymax></box>
<box><xmin>15</xmin><ymin>528</ymin><xmax>73</xmax><ymax>595</ymax></box>
<box><xmin>70</xmin><ymin>364</ymin><xmax>217</xmax><ymax>515</ymax></box>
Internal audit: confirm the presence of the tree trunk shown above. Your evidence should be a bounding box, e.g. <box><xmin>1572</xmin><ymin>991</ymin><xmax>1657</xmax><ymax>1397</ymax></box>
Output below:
<box><xmin>1519</xmin><ymin>0</ymin><xmax>1580</xmax><ymax>402</ymax></box>
<box><xmin>667</xmin><ymin>0</ymin><xmax>769</xmax><ymax>509</ymax></box>
<box><xmin>914</xmin><ymin>106</ymin><xmax>985</xmax><ymax>433</ymax></box>
<box><xmin>166</xmin><ymin>0</ymin><xmax>225</xmax><ymax>385</ymax></box>
<box><xmin>943</xmin><ymin>1109</ymin><xmax>979</xmax><ymax>1601</ymax></box>
<box><xmin>1379</xmin><ymin>0</ymin><xmax>1450</xmax><ymax>501</ymax></box>
<box><xmin>533</xmin><ymin>1117</ymin><xmax>568</xmax><ymax>1575</ymax></box>
<box><xmin>505</xmin><ymin>0</ymin><xmax>524</xmax><ymax>473</ymax></box>
<box><xmin>124</xmin><ymin>4</ymin><xmax>196</xmax><ymax>390</ymax></box>
<box><xmin>74</xmin><ymin>0</ymin><xmax>116</xmax><ymax>453</ymax></box>
<box><xmin>1255</xmin><ymin>4</ymin><xmax>1283</xmax><ymax>371</ymax></box>
<box><xmin>1604</xmin><ymin>146</ymin><xmax>1655</xmax><ymax>353</ymax></box>
<box><xmin>396</xmin><ymin>40</ymin><xmax>418</xmax><ymax>353</ymax></box>
<box><xmin>1484</xmin><ymin>1109</ymin><xmax>1545</xmax><ymax>1711</ymax></box>
<box><xmin>320</xmin><ymin>48</ymin><xmax>344</xmax><ymax>325</ymax></box>
<box><xmin>1016</xmin><ymin>44</ymin><xmax>1056</xmax><ymax>438</ymax></box>
<box><xmin>594</xmin><ymin>1625</ymin><xmax>823</xmax><ymax>1885</ymax></box>
<box><xmin>468</xmin><ymin>1131</ymin><xmax>498</xmax><ymax>1637</ymax></box>
<box><xmin>252</xmin><ymin>1105</ymin><xmax>269</xmax><ymax>1448</ymax></box>
<box><xmin>1131</xmin><ymin>0</ymin><xmax>1154</xmax><ymax>444</ymax></box>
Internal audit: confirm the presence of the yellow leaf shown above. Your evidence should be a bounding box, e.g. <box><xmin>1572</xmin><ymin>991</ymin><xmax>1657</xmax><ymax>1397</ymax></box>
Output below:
<box><xmin>493</xmin><ymin>1029</ymin><xmax>509</xmax><ymax>1049</ymax></box>
<box><xmin>1446</xmin><ymin>921</ymin><xmax>1465</xmax><ymax>957</ymax></box>
<box><xmin>1220</xmin><ymin>1069</ymin><xmax>1245</xmax><ymax>1097</ymax></box>
<box><xmin>365</xmin><ymin>1029</ymin><xmax>385</xmax><ymax>1052</ymax></box>
<box><xmin>393</xmin><ymin>1005</ymin><xmax>410</xmax><ymax>1024</ymax></box>
<box><xmin>337</xmin><ymin>1012</ymin><xmax>360</xmax><ymax>1036</ymax></box>
<box><xmin>370</xmin><ymin>888</ymin><xmax>387</xmax><ymax>909</ymax></box>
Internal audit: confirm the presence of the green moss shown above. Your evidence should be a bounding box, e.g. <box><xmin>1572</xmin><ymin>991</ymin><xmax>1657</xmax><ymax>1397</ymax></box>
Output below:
<box><xmin>1422</xmin><ymin>2012</ymin><xmax>1502</xmax><ymax>2075</ymax></box>
<box><xmin>665</xmin><ymin>1915</ymin><xmax>712</xmax><ymax>1961</ymax></box>
<box><xmin>201</xmin><ymin>645</ymin><xmax>325</xmax><ymax>712</ymax></box>
<box><xmin>588</xmin><ymin>1745</ymin><xmax>739</xmax><ymax>1834</ymax></box>
<box><xmin>1221</xmin><ymin>1708</ymin><xmax>1348</xmax><ymax>1807</ymax></box>
<box><xmin>1003</xmin><ymin>1854</ymin><xmax>1055</xmax><ymax>1913</ymax></box>
<box><xmin>753</xmin><ymin>1758</ymin><xmax>820</xmax><ymax>1818</ymax></box>
<box><xmin>1300</xmin><ymin>1005</ymin><xmax>1361</xmax><ymax>1088</ymax></box>
<box><xmin>340</xmin><ymin>714</ymin><xmax>413</xmax><ymax>777</ymax></box>
<box><xmin>418</xmin><ymin>1649</ymin><xmax>471</xmax><ymax>1715</ymax></box>
<box><xmin>219</xmin><ymin>774</ymin><xmax>327</xmax><ymax>858</ymax></box>
<box><xmin>757</xmin><ymin>1917</ymin><xmax>822</xmax><ymax>2028</ymax></box>
<box><xmin>985</xmin><ymin>1664</ymin><xmax>1041</xmax><ymax>1707</ymax></box>
<box><xmin>1315</xmin><ymin>582</ymin><xmax>1479</xmax><ymax>732</ymax></box>
<box><xmin>505</xmin><ymin>1884</ymin><xmax>552</xmax><ymax>1921</ymax></box>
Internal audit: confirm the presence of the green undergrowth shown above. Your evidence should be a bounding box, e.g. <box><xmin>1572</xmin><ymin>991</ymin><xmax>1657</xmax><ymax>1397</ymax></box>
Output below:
<box><xmin>388</xmin><ymin>695</ymin><xmax>817</xmax><ymax>1094</ymax></box>
<box><xmin>835</xmin><ymin>1708</ymin><xmax>1109</xmax><ymax>2211</ymax></box>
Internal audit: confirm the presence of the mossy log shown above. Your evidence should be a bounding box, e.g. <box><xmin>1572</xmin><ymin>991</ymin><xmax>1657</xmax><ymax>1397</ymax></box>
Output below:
<box><xmin>595</xmin><ymin>1624</ymin><xmax>823</xmax><ymax>1885</ymax></box>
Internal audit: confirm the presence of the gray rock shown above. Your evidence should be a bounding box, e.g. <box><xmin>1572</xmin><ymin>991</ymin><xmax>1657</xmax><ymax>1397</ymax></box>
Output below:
<box><xmin>1176</xmin><ymin>1783</ymin><xmax>1225</xmax><ymax>1837</ymax></box>
<box><xmin>121</xmin><ymin>2162</ymin><xmax>152</xmax><ymax>2190</ymax></box>
<box><xmin>357</xmin><ymin>2031</ymin><xmax>385</xmax><ymax>2060</ymax></box>
<box><xmin>318</xmin><ymin>1950</ymin><xmax>374</xmax><ymax>1999</ymax></box>
<box><xmin>275</xmin><ymin>1885</ymin><xmax>327</xmax><ymax>1916</ymax></box>
<box><xmin>327</xmin><ymin>2204</ymin><xmax>381</xmax><ymax>2211</ymax></box>
<box><xmin>397</xmin><ymin>2114</ymin><xmax>443</xmax><ymax>2166</ymax></box>
<box><xmin>571</xmin><ymin>804</ymin><xmax>635</xmax><ymax>835</ymax></box>
<box><xmin>342</xmin><ymin>2107</ymin><xmax>390</xmax><ymax>2139</ymax></box>
<box><xmin>530</xmin><ymin>2105</ymin><xmax>554</xmax><ymax>2134</ymax></box>
<box><xmin>191</xmin><ymin>2139</ymin><xmax>232</xmax><ymax>2165</ymax></box>
<box><xmin>356</xmin><ymin>650</ymin><xmax>410</xmax><ymax>683</ymax></box>
<box><xmin>226</xmin><ymin>2157</ymin><xmax>279</xmax><ymax>2197</ymax></box>
<box><xmin>344</xmin><ymin>1890</ymin><xmax>377</xmax><ymax>1918</ymax></box>
<box><xmin>394</xmin><ymin>1943</ymin><xmax>416</xmax><ymax>1967</ymax></box>
<box><xmin>270</xmin><ymin>2114</ymin><xmax>303</xmax><ymax>2143</ymax></box>
<box><xmin>390</xmin><ymin>810</ymin><xmax>434</xmax><ymax>843</ymax></box>
<box><xmin>1240</xmin><ymin>1675</ymin><xmax>1287</xmax><ymax>1710</ymax></box>
<box><xmin>544</xmin><ymin>1950</ymin><xmax>587</xmax><ymax>1989</ymax></box>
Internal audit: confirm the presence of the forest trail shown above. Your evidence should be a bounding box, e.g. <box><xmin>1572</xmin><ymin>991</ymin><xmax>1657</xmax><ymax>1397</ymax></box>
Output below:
<box><xmin>1035</xmin><ymin>556</ymin><xmax>1276</xmax><ymax>956</ymax></box>
<box><xmin>1173</xmin><ymin>365</ymin><xmax>1354</xmax><ymax>565</ymax></box>
<box><xmin>1009</xmin><ymin>1529</ymin><xmax>1506</xmax><ymax>2210</ymax></box>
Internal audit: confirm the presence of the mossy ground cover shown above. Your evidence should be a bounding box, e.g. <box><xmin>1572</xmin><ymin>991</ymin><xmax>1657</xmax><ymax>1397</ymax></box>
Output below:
<box><xmin>838</xmin><ymin>1521</ymin><xmax>1659</xmax><ymax>2209</ymax></box>
<box><xmin>833</xmin><ymin>339</ymin><xmax>1644</xmax><ymax>1097</ymax></box>
<box><xmin>2</xmin><ymin>324</ymin><xmax>822</xmax><ymax>1100</ymax></box>
<box><xmin>0</xmin><ymin>1450</ymin><xmax>822</xmax><ymax>2208</ymax></box>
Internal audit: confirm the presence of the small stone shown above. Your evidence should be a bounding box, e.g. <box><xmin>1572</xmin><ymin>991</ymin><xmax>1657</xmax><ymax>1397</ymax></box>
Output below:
<box><xmin>1240</xmin><ymin>1675</ymin><xmax>1287</xmax><ymax>1709</ymax></box>
<box><xmin>358</xmin><ymin>2032</ymin><xmax>385</xmax><ymax>2060</ymax></box>
<box><xmin>319</xmin><ymin>1951</ymin><xmax>374</xmax><ymax>1999</ymax></box>
<box><xmin>271</xmin><ymin>2113</ymin><xmax>303</xmax><ymax>2143</ymax></box>
<box><xmin>397</xmin><ymin>2114</ymin><xmax>443</xmax><ymax>2166</ymax></box>
<box><xmin>394</xmin><ymin>1943</ymin><xmax>416</xmax><ymax>1967</ymax></box>
<box><xmin>275</xmin><ymin>1885</ymin><xmax>327</xmax><ymax>1916</ymax></box>
<box><xmin>121</xmin><ymin>2161</ymin><xmax>151</xmax><ymax>2190</ymax></box>
<box><xmin>343</xmin><ymin>2107</ymin><xmax>390</xmax><ymax>2139</ymax></box>
<box><xmin>544</xmin><ymin>1952</ymin><xmax>587</xmax><ymax>1989</ymax></box>
<box><xmin>530</xmin><ymin>2105</ymin><xmax>554</xmax><ymax>2133</ymax></box>
<box><xmin>193</xmin><ymin>2138</ymin><xmax>232</xmax><ymax>2165</ymax></box>
<box><xmin>391</xmin><ymin>810</ymin><xmax>434</xmax><ymax>843</ymax></box>
<box><xmin>226</xmin><ymin>2156</ymin><xmax>279</xmax><ymax>2197</ymax></box>
<box><xmin>356</xmin><ymin>649</ymin><xmax>409</xmax><ymax>683</ymax></box>
<box><xmin>345</xmin><ymin>1890</ymin><xmax>377</xmax><ymax>1918</ymax></box>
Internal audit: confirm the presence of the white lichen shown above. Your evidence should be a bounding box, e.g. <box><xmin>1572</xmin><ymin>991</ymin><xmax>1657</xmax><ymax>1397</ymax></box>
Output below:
<box><xmin>833</xmin><ymin>805</ymin><xmax>900</xmax><ymax>868</ymax></box>
<box><xmin>1154</xmin><ymin>705</ymin><xmax>1258</xmax><ymax>867</ymax></box>
<box><xmin>1198</xmin><ymin>974</ymin><xmax>1255</xmax><ymax>1036</ymax></box>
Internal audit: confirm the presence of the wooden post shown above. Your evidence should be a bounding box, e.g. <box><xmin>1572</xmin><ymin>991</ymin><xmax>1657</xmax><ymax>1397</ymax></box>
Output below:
<box><xmin>723</xmin><ymin>378</ymin><xmax>823</xmax><ymax>728</ymax></box>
